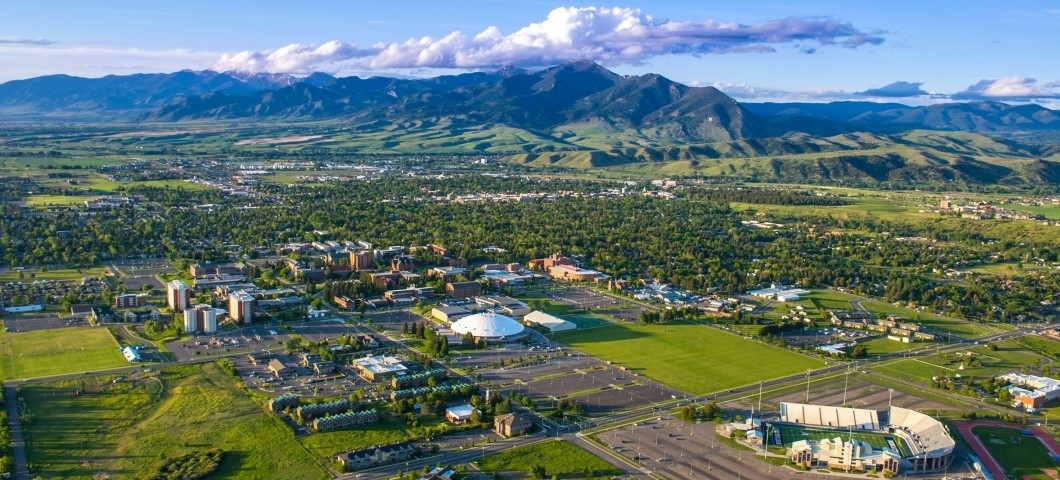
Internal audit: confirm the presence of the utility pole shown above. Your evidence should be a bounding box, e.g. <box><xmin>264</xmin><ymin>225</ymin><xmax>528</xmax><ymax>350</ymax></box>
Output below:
<box><xmin>805</xmin><ymin>369</ymin><xmax>811</xmax><ymax>403</ymax></box>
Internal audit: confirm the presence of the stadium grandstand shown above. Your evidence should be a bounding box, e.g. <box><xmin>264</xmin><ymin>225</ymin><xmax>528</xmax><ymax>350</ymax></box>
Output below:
<box><xmin>770</xmin><ymin>402</ymin><xmax>955</xmax><ymax>475</ymax></box>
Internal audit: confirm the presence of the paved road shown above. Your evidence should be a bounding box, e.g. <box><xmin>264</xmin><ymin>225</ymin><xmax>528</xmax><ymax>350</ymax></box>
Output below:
<box><xmin>5</xmin><ymin>385</ymin><xmax>29</xmax><ymax>480</ymax></box>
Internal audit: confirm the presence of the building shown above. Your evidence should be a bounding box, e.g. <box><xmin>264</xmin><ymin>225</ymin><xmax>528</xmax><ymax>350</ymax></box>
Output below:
<box><xmin>384</xmin><ymin>287</ymin><xmax>434</xmax><ymax>306</ymax></box>
<box><xmin>268</xmin><ymin>359</ymin><xmax>289</xmax><ymax>378</ymax></box>
<box><xmin>449</xmin><ymin>312</ymin><xmax>528</xmax><ymax>343</ymax></box>
<box><xmin>494</xmin><ymin>413</ymin><xmax>532</xmax><ymax>437</ymax></box>
<box><xmin>524</xmin><ymin>310</ymin><xmax>576</xmax><ymax>333</ymax></box>
<box><xmin>269</xmin><ymin>394</ymin><xmax>300</xmax><ymax>412</ymax></box>
<box><xmin>336</xmin><ymin>443</ymin><xmax>416</xmax><ymax>472</ymax></box>
<box><xmin>312</xmin><ymin>409</ymin><xmax>379</xmax><ymax>432</ymax></box>
<box><xmin>432</xmin><ymin>305</ymin><xmax>471</xmax><ymax>323</ymax></box>
<box><xmin>528</xmin><ymin>253</ymin><xmax>574</xmax><ymax>270</ymax></box>
<box><xmin>183</xmin><ymin>304</ymin><xmax>219</xmax><ymax>334</ymax></box>
<box><xmin>999</xmin><ymin>373</ymin><xmax>1060</xmax><ymax>409</ymax></box>
<box><xmin>445</xmin><ymin>404</ymin><xmax>477</xmax><ymax>424</ymax></box>
<box><xmin>297</xmin><ymin>399</ymin><xmax>350</xmax><ymax>422</ymax></box>
<box><xmin>70</xmin><ymin>304</ymin><xmax>96</xmax><ymax>321</ymax></box>
<box><xmin>429</xmin><ymin>266</ymin><xmax>467</xmax><ymax>281</ymax></box>
<box><xmin>390</xmin><ymin>255</ymin><xmax>415</xmax><ymax>272</ymax></box>
<box><xmin>166</xmin><ymin>279</ymin><xmax>191</xmax><ymax>311</ymax></box>
<box><xmin>229</xmin><ymin>291</ymin><xmax>255</xmax><ymax>324</ymax></box>
<box><xmin>352</xmin><ymin>355</ymin><xmax>408</xmax><ymax>381</ymax></box>
<box><xmin>351</xmin><ymin>250</ymin><xmax>374</xmax><ymax>271</ymax></box>
<box><xmin>775</xmin><ymin>403</ymin><xmax>954</xmax><ymax>474</ymax></box>
<box><xmin>474</xmin><ymin>295</ymin><xmax>532</xmax><ymax>318</ymax></box>
<box><xmin>747</xmin><ymin>285</ymin><xmax>811</xmax><ymax>302</ymax></box>
<box><xmin>418</xmin><ymin>465</ymin><xmax>457</xmax><ymax>480</ymax></box>
<box><xmin>121</xmin><ymin>346</ymin><xmax>142</xmax><ymax>362</ymax></box>
<box><xmin>114</xmin><ymin>293</ymin><xmax>147</xmax><ymax>309</ymax></box>
<box><xmin>446</xmin><ymin>281</ymin><xmax>481</xmax><ymax>299</ymax></box>
<box><xmin>548</xmin><ymin>264</ymin><xmax>608</xmax><ymax>282</ymax></box>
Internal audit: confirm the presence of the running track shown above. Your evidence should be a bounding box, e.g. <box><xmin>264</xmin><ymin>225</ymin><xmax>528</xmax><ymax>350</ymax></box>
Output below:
<box><xmin>954</xmin><ymin>420</ymin><xmax>1060</xmax><ymax>480</ymax></box>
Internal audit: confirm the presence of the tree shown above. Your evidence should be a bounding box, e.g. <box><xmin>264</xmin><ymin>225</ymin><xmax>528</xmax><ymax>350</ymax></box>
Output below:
<box><xmin>530</xmin><ymin>464</ymin><xmax>547</xmax><ymax>480</ymax></box>
<box><xmin>470</xmin><ymin>407</ymin><xmax>482</xmax><ymax>424</ymax></box>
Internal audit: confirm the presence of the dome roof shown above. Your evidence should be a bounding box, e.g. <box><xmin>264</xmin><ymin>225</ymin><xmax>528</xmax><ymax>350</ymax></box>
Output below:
<box><xmin>450</xmin><ymin>312</ymin><xmax>525</xmax><ymax>339</ymax></box>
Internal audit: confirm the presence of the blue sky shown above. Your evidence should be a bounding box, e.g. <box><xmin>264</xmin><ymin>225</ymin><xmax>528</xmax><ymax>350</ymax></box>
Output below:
<box><xmin>2</xmin><ymin>1</ymin><xmax>1058</xmax><ymax>105</ymax></box>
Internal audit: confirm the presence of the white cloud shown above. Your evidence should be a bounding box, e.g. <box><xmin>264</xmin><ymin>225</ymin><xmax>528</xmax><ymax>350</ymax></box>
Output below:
<box><xmin>212</xmin><ymin>6</ymin><xmax>885</xmax><ymax>74</ymax></box>
<box><xmin>953</xmin><ymin>76</ymin><xmax>1059</xmax><ymax>100</ymax></box>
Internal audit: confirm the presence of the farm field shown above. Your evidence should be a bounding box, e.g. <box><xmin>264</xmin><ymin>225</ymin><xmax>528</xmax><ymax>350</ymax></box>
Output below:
<box><xmin>476</xmin><ymin>440</ymin><xmax>621</xmax><ymax>480</ymax></box>
<box><xmin>0</xmin><ymin>327</ymin><xmax>126</xmax><ymax>379</ymax></box>
<box><xmin>555</xmin><ymin>320</ymin><xmax>824</xmax><ymax>395</ymax></box>
<box><xmin>21</xmin><ymin>364</ymin><xmax>328</xmax><ymax>480</ymax></box>
<box><xmin>972</xmin><ymin>425</ymin><xmax>1059</xmax><ymax>480</ymax></box>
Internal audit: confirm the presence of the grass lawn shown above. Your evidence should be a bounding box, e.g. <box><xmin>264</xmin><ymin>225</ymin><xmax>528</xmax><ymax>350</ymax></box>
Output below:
<box><xmin>21</xmin><ymin>363</ymin><xmax>329</xmax><ymax>480</ymax></box>
<box><xmin>967</xmin><ymin>262</ymin><xmax>1052</xmax><ymax>277</ymax></box>
<box><xmin>555</xmin><ymin>320</ymin><xmax>824</xmax><ymax>395</ymax></box>
<box><xmin>23</xmin><ymin>194</ymin><xmax>99</xmax><ymax>206</ymax></box>
<box><xmin>810</xmin><ymin>290</ymin><xmax>994</xmax><ymax>339</ymax></box>
<box><xmin>522</xmin><ymin>298</ymin><xmax>616</xmax><ymax>328</ymax></box>
<box><xmin>476</xmin><ymin>440</ymin><xmax>621</xmax><ymax>479</ymax></box>
<box><xmin>0</xmin><ymin>327</ymin><xmax>127</xmax><ymax>379</ymax></box>
<box><xmin>871</xmin><ymin>340</ymin><xmax>1043</xmax><ymax>384</ymax></box>
<box><xmin>972</xmin><ymin>425</ymin><xmax>1059</xmax><ymax>480</ymax></box>
<box><xmin>0</xmin><ymin>266</ymin><xmax>111</xmax><ymax>282</ymax></box>
<box><xmin>297</xmin><ymin>419</ymin><xmax>407</xmax><ymax>459</ymax></box>
<box><xmin>1017</xmin><ymin>336</ymin><xmax>1060</xmax><ymax>361</ymax></box>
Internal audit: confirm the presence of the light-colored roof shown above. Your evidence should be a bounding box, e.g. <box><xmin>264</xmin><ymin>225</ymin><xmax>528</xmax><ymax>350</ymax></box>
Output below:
<box><xmin>353</xmin><ymin>355</ymin><xmax>408</xmax><ymax>375</ymax></box>
<box><xmin>524</xmin><ymin>310</ymin><xmax>576</xmax><ymax>332</ymax></box>
<box><xmin>446</xmin><ymin>404</ymin><xmax>476</xmax><ymax>419</ymax></box>
<box><xmin>450</xmin><ymin>312</ymin><xmax>525</xmax><ymax>338</ymax></box>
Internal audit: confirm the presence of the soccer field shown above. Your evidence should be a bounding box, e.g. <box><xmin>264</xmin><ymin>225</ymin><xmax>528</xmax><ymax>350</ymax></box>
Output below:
<box><xmin>554</xmin><ymin>320</ymin><xmax>824</xmax><ymax>395</ymax></box>
<box><xmin>0</xmin><ymin>327</ymin><xmax>127</xmax><ymax>379</ymax></box>
<box><xmin>973</xmin><ymin>426</ymin><xmax>1060</xmax><ymax>480</ymax></box>
<box><xmin>771</xmin><ymin>423</ymin><xmax>912</xmax><ymax>457</ymax></box>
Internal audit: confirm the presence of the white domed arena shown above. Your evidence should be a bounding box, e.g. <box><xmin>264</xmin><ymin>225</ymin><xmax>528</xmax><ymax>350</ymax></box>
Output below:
<box><xmin>450</xmin><ymin>312</ymin><xmax>528</xmax><ymax>342</ymax></box>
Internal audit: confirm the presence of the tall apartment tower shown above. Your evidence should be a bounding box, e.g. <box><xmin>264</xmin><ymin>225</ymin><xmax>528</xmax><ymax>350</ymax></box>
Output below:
<box><xmin>350</xmin><ymin>251</ymin><xmax>374</xmax><ymax>271</ymax></box>
<box><xmin>183</xmin><ymin>304</ymin><xmax>218</xmax><ymax>334</ymax></box>
<box><xmin>166</xmin><ymin>280</ymin><xmax>191</xmax><ymax>312</ymax></box>
<box><xmin>229</xmin><ymin>291</ymin><xmax>255</xmax><ymax>324</ymax></box>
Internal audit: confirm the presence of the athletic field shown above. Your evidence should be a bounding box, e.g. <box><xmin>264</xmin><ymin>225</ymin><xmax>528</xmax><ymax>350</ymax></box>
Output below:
<box><xmin>770</xmin><ymin>422</ymin><xmax>912</xmax><ymax>457</ymax></box>
<box><xmin>0</xmin><ymin>327</ymin><xmax>127</xmax><ymax>379</ymax></box>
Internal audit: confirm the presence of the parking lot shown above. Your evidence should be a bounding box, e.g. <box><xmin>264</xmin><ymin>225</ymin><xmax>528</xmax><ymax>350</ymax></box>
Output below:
<box><xmin>545</xmin><ymin>286</ymin><xmax>648</xmax><ymax>324</ymax></box>
<box><xmin>3</xmin><ymin>312</ymin><xmax>89</xmax><ymax>332</ymax></box>
<box><xmin>166</xmin><ymin>325</ymin><xmax>293</xmax><ymax>362</ymax></box>
<box><xmin>597</xmin><ymin>416</ymin><xmax>801</xmax><ymax>480</ymax></box>
<box><xmin>482</xmin><ymin>350</ymin><xmax>685</xmax><ymax>419</ymax></box>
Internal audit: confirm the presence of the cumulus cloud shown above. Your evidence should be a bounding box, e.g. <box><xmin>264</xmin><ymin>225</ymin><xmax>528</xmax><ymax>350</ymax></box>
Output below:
<box><xmin>953</xmin><ymin>76</ymin><xmax>1060</xmax><ymax>100</ymax></box>
<box><xmin>857</xmin><ymin>81</ymin><xmax>929</xmax><ymax>97</ymax></box>
<box><xmin>213</xmin><ymin>6</ymin><xmax>885</xmax><ymax>73</ymax></box>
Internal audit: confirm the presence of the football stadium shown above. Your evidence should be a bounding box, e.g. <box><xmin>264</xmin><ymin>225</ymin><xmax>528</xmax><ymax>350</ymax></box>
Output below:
<box><xmin>768</xmin><ymin>402</ymin><xmax>955</xmax><ymax>475</ymax></box>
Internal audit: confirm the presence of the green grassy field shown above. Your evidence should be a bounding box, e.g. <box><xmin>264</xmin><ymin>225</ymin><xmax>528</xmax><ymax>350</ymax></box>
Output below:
<box><xmin>0</xmin><ymin>266</ymin><xmax>110</xmax><ymax>282</ymax></box>
<box><xmin>871</xmin><ymin>340</ymin><xmax>1043</xmax><ymax>384</ymax></box>
<box><xmin>809</xmin><ymin>290</ymin><xmax>994</xmax><ymax>339</ymax></box>
<box><xmin>555</xmin><ymin>320</ymin><xmax>825</xmax><ymax>395</ymax></box>
<box><xmin>476</xmin><ymin>440</ymin><xmax>621</xmax><ymax>479</ymax></box>
<box><xmin>23</xmin><ymin>194</ymin><xmax>100</xmax><ymax>206</ymax></box>
<box><xmin>522</xmin><ymin>297</ymin><xmax>616</xmax><ymax>328</ymax></box>
<box><xmin>0</xmin><ymin>327</ymin><xmax>127</xmax><ymax>379</ymax></box>
<box><xmin>967</xmin><ymin>262</ymin><xmax>1052</xmax><ymax>277</ymax></box>
<box><xmin>853</xmin><ymin>336</ymin><xmax>919</xmax><ymax>355</ymax></box>
<box><xmin>297</xmin><ymin>419</ymin><xmax>407</xmax><ymax>459</ymax></box>
<box><xmin>772</xmin><ymin>423</ymin><xmax>911</xmax><ymax>456</ymax></box>
<box><xmin>21</xmin><ymin>364</ymin><xmax>329</xmax><ymax>480</ymax></box>
<box><xmin>972</xmin><ymin>425</ymin><xmax>1059</xmax><ymax>480</ymax></box>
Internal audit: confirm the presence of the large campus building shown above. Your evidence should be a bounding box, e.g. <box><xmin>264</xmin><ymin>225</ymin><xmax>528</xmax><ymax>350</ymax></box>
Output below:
<box><xmin>449</xmin><ymin>312</ymin><xmax>528</xmax><ymax>343</ymax></box>
<box><xmin>774</xmin><ymin>402</ymin><xmax>955</xmax><ymax>475</ymax></box>
<box><xmin>183</xmin><ymin>303</ymin><xmax>219</xmax><ymax>334</ymax></box>
<box><xmin>999</xmin><ymin>372</ymin><xmax>1060</xmax><ymax>410</ymax></box>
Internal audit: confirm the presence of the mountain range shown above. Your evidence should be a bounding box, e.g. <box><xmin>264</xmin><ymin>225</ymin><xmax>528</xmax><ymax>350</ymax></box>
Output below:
<box><xmin>2</xmin><ymin>61</ymin><xmax>1058</xmax><ymax>139</ymax></box>
<box><xmin>2</xmin><ymin>61</ymin><xmax>1059</xmax><ymax>186</ymax></box>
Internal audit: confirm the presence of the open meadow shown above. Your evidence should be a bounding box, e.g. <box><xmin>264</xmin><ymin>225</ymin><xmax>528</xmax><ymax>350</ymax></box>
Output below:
<box><xmin>0</xmin><ymin>327</ymin><xmax>126</xmax><ymax>379</ymax></box>
<box><xmin>21</xmin><ymin>363</ymin><xmax>328</xmax><ymax>480</ymax></box>
<box><xmin>476</xmin><ymin>440</ymin><xmax>621</xmax><ymax>480</ymax></box>
<box><xmin>870</xmin><ymin>340</ymin><xmax>1044</xmax><ymax>384</ymax></box>
<box><xmin>555</xmin><ymin>320</ymin><xmax>824</xmax><ymax>395</ymax></box>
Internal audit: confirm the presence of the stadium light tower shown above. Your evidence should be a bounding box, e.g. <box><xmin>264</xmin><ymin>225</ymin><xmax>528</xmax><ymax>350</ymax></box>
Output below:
<box><xmin>805</xmin><ymin>369</ymin><xmax>811</xmax><ymax>403</ymax></box>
